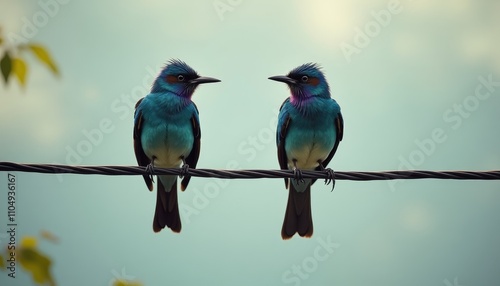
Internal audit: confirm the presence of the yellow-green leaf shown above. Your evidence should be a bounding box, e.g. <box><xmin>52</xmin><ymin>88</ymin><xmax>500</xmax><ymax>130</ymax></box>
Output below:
<box><xmin>19</xmin><ymin>248</ymin><xmax>55</xmax><ymax>286</ymax></box>
<box><xmin>0</xmin><ymin>51</ymin><xmax>12</xmax><ymax>83</ymax></box>
<box><xmin>28</xmin><ymin>44</ymin><xmax>59</xmax><ymax>76</ymax></box>
<box><xmin>113</xmin><ymin>279</ymin><xmax>143</xmax><ymax>286</ymax></box>
<box><xmin>0</xmin><ymin>253</ymin><xmax>5</xmax><ymax>269</ymax></box>
<box><xmin>12</xmin><ymin>57</ymin><xmax>27</xmax><ymax>87</ymax></box>
<box><xmin>18</xmin><ymin>236</ymin><xmax>57</xmax><ymax>286</ymax></box>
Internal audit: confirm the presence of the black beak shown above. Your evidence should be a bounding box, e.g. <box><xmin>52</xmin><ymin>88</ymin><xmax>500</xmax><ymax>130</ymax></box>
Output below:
<box><xmin>189</xmin><ymin>76</ymin><xmax>221</xmax><ymax>85</ymax></box>
<box><xmin>268</xmin><ymin>75</ymin><xmax>297</xmax><ymax>85</ymax></box>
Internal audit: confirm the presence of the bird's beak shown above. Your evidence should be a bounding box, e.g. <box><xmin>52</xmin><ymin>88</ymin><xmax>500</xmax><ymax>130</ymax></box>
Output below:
<box><xmin>268</xmin><ymin>75</ymin><xmax>297</xmax><ymax>85</ymax></box>
<box><xmin>189</xmin><ymin>76</ymin><xmax>221</xmax><ymax>85</ymax></box>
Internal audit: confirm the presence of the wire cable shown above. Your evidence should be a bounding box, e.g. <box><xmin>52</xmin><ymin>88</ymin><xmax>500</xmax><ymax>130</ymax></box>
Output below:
<box><xmin>1</xmin><ymin>162</ymin><xmax>499</xmax><ymax>181</ymax></box>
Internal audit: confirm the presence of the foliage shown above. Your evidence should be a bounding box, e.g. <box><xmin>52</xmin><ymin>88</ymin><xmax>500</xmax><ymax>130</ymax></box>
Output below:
<box><xmin>1</xmin><ymin>232</ymin><xmax>57</xmax><ymax>285</ymax></box>
<box><xmin>0</xmin><ymin>27</ymin><xmax>59</xmax><ymax>89</ymax></box>
<box><xmin>1</xmin><ymin>230</ymin><xmax>144</xmax><ymax>286</ymax></box>
<box><xmin>113</xmin><ymin>280</ymin><xmax>144</xmax><ymax>286</ymax></box>
<box><xmin>17</xmin><ymin>236</ymin><xmax>56</xmax><ymax>286</ymax></box>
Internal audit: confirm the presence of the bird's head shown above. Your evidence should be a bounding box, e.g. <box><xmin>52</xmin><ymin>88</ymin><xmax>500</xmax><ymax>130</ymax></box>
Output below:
<box><xmin>269</xmin><ymin>63</ymin><xmax>330</xmax><ymax>102</ymax></box>
<box><xmin>151</xmin><ymin>59</ymin><xmax>220</xmax><ymax>98</ymax></box>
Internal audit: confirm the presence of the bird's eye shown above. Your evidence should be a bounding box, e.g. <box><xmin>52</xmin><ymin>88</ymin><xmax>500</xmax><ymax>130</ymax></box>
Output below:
<box><xmin>177</xmin><ymin>75</ymin><xmax>185</xmax><ymax>82</ymax></box>
<box><xmin>301</xmin><ymin>76</ymin><xmax>309</xmax><ymax>82</ymax></box>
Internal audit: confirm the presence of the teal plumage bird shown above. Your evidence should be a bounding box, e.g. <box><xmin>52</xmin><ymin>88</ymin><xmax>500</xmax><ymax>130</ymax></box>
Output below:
<box><xmin>270</xmin><ymin>63</ymin><xmax>344</xmax><ymax>239</ymax></box>
<box><xmin>134</xmin><ymin>59</ymin><xmax>220</xmax><ymax>233</ymax></box>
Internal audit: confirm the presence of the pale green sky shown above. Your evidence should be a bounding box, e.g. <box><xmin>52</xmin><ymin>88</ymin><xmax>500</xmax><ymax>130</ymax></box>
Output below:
<box><xmin>0</xmin><ymin>0</ymin><xmax>500</xmax><ymax>285</ymax></box>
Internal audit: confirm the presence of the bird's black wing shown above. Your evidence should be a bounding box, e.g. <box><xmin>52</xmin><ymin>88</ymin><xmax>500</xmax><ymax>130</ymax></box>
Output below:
<box><xmin>277</xmin><ymin>99</ymin><xmax>292</xmax><ymax>188</ymax></box>
<box><xmin>313</xmin><ymin>112</ymin><xmax>344</xmax><ymax>184</ymax></box>
<box><xmin>180</xmin><ymin>103</ymin><xmax>201</xmax><ymax>191</ymax></box>
<box><xmin>133</xmin><ymin>98</ymin><xmax>153</xmax><ymax>191</ymax></box>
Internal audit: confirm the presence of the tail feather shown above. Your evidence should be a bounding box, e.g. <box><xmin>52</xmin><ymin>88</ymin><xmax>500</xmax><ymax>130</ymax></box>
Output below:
<box><xmin>153</xmin><ymin>179</ymin><xmax>181</xmax><ymax>233</ymax></box>
<box><xmin>281</xmin><ymin>182</ymin><xmax>313</xmax><ymax>239</ymax></box>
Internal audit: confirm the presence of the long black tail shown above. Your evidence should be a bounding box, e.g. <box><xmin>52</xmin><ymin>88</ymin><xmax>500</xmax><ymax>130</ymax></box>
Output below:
<box><xmin>281</xmin><ymin>182</ymin><xmax>313</xmax><ymax>239</ymax></box>
<box><xmin>153</xmin><ymin>179</ymin><xmax>181</xmax><ymax>233</ymax></box>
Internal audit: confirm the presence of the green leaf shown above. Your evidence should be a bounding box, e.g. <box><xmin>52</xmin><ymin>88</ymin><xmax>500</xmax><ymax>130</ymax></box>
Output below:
<box><xmin>0</xmin><ymin>51</ymin><xmax>12</xmax><ymax>83</ymax></box>
<box><xmin>27</xmin><ymin>44</ymin><xmax>59</xmax><ymax>76</ymax></box>
<box><xmin>12</xmin><ymin>57</ymin><xmax>28</xmax><ymax>87</ymax></box>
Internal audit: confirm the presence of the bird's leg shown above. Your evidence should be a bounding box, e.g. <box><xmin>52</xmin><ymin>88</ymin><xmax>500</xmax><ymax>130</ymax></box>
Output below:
<box><xmin>318</xmin><ymin>160</ymin><xmax>335</xmax><ymax>191</ymax></box>
<box><xmin>292</xmin><ymin>159</ymin><xmax>305</xmax><ymax>184</ymax></box>
<box><xmin>145</xmin><ymin>156</ymin><xmax>156</xmax><ymax>183</ymax></box>
<box><xmin>179</xmin><ymin>156</ymin><xmax>189</xmax><ymax>178</ymax></box>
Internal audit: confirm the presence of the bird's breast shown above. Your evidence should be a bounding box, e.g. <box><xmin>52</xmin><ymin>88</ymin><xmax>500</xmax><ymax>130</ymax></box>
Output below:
<box><xmin>285</xmin><ymin>125</ymin><xmax>336</xmax><ymax>170</ymax></box>
<box><xmin>141</xmin><ymin>118</ymin><xmax>194</xmax><ymax>168</ymax></box>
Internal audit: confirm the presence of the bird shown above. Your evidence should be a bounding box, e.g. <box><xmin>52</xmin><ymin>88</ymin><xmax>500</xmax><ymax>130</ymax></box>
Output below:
<box><xmin>133</xmin><ymin>59</ymin><xmax>220</xmax><ymax>233</ymax></box>
<box><xmin>269</xmin><ymin>63</ymin><xmax>344</xmax><ymax>239</ymax></box>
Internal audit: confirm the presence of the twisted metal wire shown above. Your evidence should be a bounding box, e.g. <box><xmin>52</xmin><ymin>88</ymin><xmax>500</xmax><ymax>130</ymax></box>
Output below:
<box><xmin>1</xmin><ymin>162</ymin><xmax>499</xmax><ymax>181</ymax></box>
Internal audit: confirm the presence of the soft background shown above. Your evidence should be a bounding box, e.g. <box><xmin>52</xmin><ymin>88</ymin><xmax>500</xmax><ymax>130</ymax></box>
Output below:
<box><xmin>1</xmin><ymin>0</ymin><xmax>499</xmax><ymax>285</ymax></box>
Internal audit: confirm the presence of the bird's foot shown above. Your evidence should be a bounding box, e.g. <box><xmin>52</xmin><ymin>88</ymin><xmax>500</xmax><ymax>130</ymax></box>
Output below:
<box><xmin>145</xmin><ymin>158</ymin><xmax>156</xmax><ymax>183</ymax></box>
<box><xmin>180</xmin><ymin>163</ymin><xmax>190</xmax><ymax>179</ymax></box>
<box><xmin>318</xmin><ymin>163</ymin><xmax>336</xmax><ymax>191</ymax></box>
<box><xmin>293</xmin><ymin>167</ymin><xmax>305</xmax><ymax>184</ymax></box>
<box><xmin>324</xmin><ymin>168</ymin><xmax>336</xmax><ymax>192</ymax></box>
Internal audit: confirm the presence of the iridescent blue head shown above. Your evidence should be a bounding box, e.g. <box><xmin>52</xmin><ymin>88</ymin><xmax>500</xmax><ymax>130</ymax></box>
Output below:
<box><xmin>269</xmin><ymin>63</ymin><xmax>331</xmax><ymax>103</ymax></box>
<box><xmin>151</xmin><ymin>59</ymin><xmax>220</xmax><ymax>98</ymax></box>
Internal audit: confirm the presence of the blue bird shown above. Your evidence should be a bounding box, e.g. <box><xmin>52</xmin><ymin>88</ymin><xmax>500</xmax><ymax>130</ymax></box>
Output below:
<box><xmin>269</xmin><ymin>63</ymin><xmax>344</xmax><ymax>239</ymax></box>
<box><xmin>134</xmin><ymin>59</ymin><xmax>220</xmax><ymax>233</ymax></box>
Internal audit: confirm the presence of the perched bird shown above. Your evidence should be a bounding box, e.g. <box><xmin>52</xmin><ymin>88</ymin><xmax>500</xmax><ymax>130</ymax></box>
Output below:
<box><xmin>270</xmin><ymin>63</ymin><xmax>343</xmax><ymax>239</ymax></box>
<box><xmin>134</xmin><ymin>59</ymin><xmax>220</xmax><ymax>233</ymax></box>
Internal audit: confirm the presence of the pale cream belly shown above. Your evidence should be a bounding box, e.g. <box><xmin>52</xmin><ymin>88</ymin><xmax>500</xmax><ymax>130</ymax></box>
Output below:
<box><xmin>146</xmin><ymin>145</ymin><xmax>191</xmax><ymax>168</ymax></box>
<box><xmin>287</xmin><ymin>144</ymin><xmax>331</xmax><ymax>170</ymax></box>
